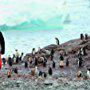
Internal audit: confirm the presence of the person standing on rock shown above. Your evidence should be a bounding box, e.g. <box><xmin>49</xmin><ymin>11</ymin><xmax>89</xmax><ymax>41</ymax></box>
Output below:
<box><xmin>55</xmin><ymin>37</ymin><xmax>60</xmax><ymax>45</ymax></box>
<box><xmin>48</xmin><ymin>67</ymin><xmax>53</xmax><ymax>75</ymax></box>
<box><xmin>0</xmin><ymin>31</ymin><xmax>5</xmax><ymax>70</ymax></box>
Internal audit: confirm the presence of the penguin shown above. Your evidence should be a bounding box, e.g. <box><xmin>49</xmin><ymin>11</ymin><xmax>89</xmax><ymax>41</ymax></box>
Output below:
<box><xmin>39</xmin><ymin>71</ymin><xmax>43</xmax><ymax>76</ymax></box>
<box><xmin>59</xmin><ymin>61</ymin><xmax>64</xmax><ymax>68</ymax></box>
<box><xmin>80</xmin><ymin>34</ymin><xmax>84</xmax><ymax>40</ymax></box>
<box><xmin>87</xmin><ymin>68</ymin><xmax>90</xmax><ymax>78</ymax></box>
<box><xmin>43</xmin><ymin>60</ymin><xmax>46</xmax><ymax>67</ymax></box>
<box><xmin>50</xmin><ymin>49</ymin><xmax>55</xmax><ymax>61</ymax></box>
<box><xmin>78</xmin><ymin>57</ymin><xmax>83</xmax><ymax>67</ymax></box>
<box><xmin>25</xmin><ymin>61</ymin><xmax>28</xmax><ymax>68</ymax></box>
<box><xmin>66</xmin><ymin>58</ymin><xmax>69</xmax><ymax>67</ymax></box>
<box><xmin>55</xmin><ymin>37</ymin><xmax>60</xmax><ymax>45</ymax></box>
<box><xmin>77</xmin><ymin>71</ymin><xmax>82</xmax><ymax>78</ymax></box>
<box><xmin>7</xmin><ymin>69</ymin><xmax>12</xmax><ymax>78</ymax></box>
<box><xmin>59</xmin><ymin>54</ymin><xmax>64</xmax><ymax>61</ymax></box>
<box><xmin>34</xmin><ymin>56</ymin><xmax>38</xmax><ymax>66</ymax></box>
<box><xmin>43</xmin><ymin>72</ymin><xmax>47</xmax><ymax>78</ymax></box>
<box><xmin>14</xmin><ymin>67</ymin><xmax>18</xmax><ymax>74</ymax></box>
<box><xmin>48</xmin><ymin>67</ymin><xmax>52</xmax><ymax>75</ymax></box>
<box><xmin>52</xmin><ymin>61</ymin><xmax>55</xmax><ymax>68</ymax></box>
<box><xmin>85</xmin><ymin>34</ymin><xmax>88</xmax><ymax>40</ymax></box>
<box><xmin>35</xmin><ymin>66</ymin><xmax>39</xmax><ymax>75</ymax></box>
<box><xmin>83</xmin><ymin>47</ymin><xmax>87</xmax><ymax>56</ymax></box>
<box><xmin>8</xmin><ymin>56</ymin><xmax>13</xmax><ymax>67</ymax></box>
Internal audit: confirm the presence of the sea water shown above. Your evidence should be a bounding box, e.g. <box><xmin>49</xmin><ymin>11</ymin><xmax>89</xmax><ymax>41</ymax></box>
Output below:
<box><xmin>1</xmin><ymin>27</ymin><xmax>90</xmax><ymax>56</ymax></box>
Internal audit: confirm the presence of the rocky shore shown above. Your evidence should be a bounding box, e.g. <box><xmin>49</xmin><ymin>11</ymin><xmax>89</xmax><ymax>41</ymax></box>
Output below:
<box><xmin>24</xmin><ymin>36</ymin><xmax>90</xmax><ymax>79</ymax></box>
<box><xmin>0</xmin><ymin>35</ymin><xmax>90</xmax><ymax>90</ymax></box>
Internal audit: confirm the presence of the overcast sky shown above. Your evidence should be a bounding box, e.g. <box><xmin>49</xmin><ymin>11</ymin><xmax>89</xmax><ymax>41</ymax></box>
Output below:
<box><xmin>0</xmin><ymin>0</ymin><xmax>89</xmax><ymax>26</ymax></box>
<box><xmin>0</xmin><ymin>0</ymin><xmax>67</xmax><ymax>26</ymax></box>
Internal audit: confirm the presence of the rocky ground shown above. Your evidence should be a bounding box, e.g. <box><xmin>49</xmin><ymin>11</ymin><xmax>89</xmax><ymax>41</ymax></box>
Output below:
<box><xmin>0</xmin><ymin>36</ymin><xmax>90</xmax><ymax>90</ymax></box>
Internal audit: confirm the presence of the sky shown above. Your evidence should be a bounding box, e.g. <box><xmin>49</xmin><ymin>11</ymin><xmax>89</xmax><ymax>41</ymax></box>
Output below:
<box><xmin>0</xmin><ymin>0</ymin><xmax>90</xmax><ymax>27</ymax></box>
<box><xmin>0</xmin><ymin>0</ymin><xmax>67</xmax><ymax>26</ymax></box>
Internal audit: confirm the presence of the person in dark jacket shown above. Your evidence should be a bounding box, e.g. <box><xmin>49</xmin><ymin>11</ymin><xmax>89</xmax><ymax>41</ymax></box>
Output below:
<box><xmin>0</xmin><ymin>31</ymin><xmax>5</xmax><ymax>54</ymax></box>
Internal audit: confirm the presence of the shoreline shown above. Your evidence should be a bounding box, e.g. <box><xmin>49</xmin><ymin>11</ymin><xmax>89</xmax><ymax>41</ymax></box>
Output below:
<box><xmin>0</xmin><ymin>35</ymin><xmax>90</xmax><ymax>90</ymax></box>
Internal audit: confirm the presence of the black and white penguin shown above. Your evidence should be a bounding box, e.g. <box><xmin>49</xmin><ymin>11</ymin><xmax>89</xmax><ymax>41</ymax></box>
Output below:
<box><xmin>66</xmin><ymin>58</ymin><xmax>69</xmax><ymax>67</ymax></box>
<box><xmin>55</xmin><ymin>37</ymin><xmax>60</xmax><ymax>45</ymax></box>
<box><xmin>52</xmin><ymin>61</ymin><xmax>55</xmax><ymax>68</ymax></box>
<box><xmin>48</xmin><ymin>67</ymin><xmax>52</xmax><ymax>75</ymax></box>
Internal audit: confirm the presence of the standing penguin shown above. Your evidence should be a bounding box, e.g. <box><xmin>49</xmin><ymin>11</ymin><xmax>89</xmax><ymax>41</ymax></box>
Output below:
<box><xmin>52</xmin><ymin>61</ymin><xmax>55</xmax><ymax>68</ymax></box>
<box><xmin>50</xmin><ymin>49</ymin><xmax>55</xmax><ymax>61</ymax></box>
<box><xmin>85</xmin><ymin>34</ymin><xmax>88</xmax><ymax>40</ymax></box>
<box><xmin>78</xmin><ymin>57</ymin><xmax>83</xmax><ymax>67</ymax></box>
<box><xmin>43</xmin><ymin>72</ymin><xmax>47</xmax><ymax>78</ymax></box>
<box><xmin>80</xmin><ymin>34</ymin><xmax>84</xmax><ymax>40</ymax></box>
<box><xmin>55</xmin><ymin>37</ymin><xmax>60</xmax><ymax>45</ymax></box>
<box><xmin>0</xmin><ymin>31</ymin><xmax>5</xmax><ymax>69</ymax></box>
<box><xmin>83</xmin><ymin>47</ymin><xmax>87</xmax><ymax>56</ymax></box>
<box><xmin>66</xmin><ymin>58</ymin><xmax>69</xmax><ymax>67</ymax></box>
<box><xmin>87</xmin><ymin>68</ymin><xmax>90</xmax><ymax>78</ymax></box>
<box><xmin>48</xmin><ymin>67</ymin><xmax>52</xmax><ymax>75</ymax></box>
<box><xmin>24</xmin><ymin>61</ymin><xmax>28</xmax><ymax>68</ymax></box>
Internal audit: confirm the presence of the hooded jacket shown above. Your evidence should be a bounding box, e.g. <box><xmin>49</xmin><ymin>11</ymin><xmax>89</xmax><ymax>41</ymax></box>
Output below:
<box><xmin>0</xmin><ymin>31</ymin><xmax>5</xmax><ymax>54</ymax></box>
